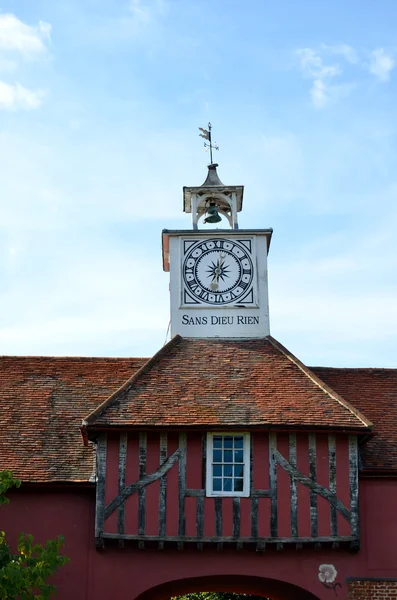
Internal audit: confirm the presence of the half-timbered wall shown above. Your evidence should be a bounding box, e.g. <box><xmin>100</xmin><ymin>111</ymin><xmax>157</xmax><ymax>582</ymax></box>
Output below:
<box><xmin>95</xmin><ymin>431</ymin><xmax>359</xmax><ymax>549</ymax></box>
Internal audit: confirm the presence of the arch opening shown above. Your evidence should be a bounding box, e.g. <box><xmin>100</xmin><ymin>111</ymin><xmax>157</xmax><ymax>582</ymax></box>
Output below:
<box><xmin>134</xmin><ymin>575</ymin><xmax>321</xmax><ymax>600</ymax></box>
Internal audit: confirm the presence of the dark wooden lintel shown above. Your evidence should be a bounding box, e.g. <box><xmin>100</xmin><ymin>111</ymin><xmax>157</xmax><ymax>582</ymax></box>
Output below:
<box><xmin>186</xmin><ymin>488</ymin><xmax>205</xmax><ymax>497</ymax></box>
<box><xmin>101</xmin><ymin>533</ymin><xmax>357</xmax><ymax>545</ymax></box>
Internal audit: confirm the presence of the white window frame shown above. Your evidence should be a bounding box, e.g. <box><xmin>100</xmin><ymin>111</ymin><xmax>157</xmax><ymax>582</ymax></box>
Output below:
<box><xmin>206</xmin><ymin>432</ymin><xmax>250</xmax><ymax>498</ymax></box>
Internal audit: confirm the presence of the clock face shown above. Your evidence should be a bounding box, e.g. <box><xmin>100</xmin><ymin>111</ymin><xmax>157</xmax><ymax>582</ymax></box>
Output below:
<box><xmin>182</xmin><ymin>238</ymin><xmax>255</xmax><ymax>305</ymax></box>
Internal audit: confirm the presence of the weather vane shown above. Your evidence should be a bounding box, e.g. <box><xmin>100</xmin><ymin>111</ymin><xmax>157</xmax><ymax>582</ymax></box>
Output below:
<box><xmin>198</xmin><ymin>122</ymin><xmax>219</xmax><ymax>165</ymax></box>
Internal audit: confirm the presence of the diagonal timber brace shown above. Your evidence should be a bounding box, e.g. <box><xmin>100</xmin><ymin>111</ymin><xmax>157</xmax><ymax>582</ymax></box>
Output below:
<box><xmin>104</xmin><ymin>447</ymin><xmax>183</xmax><ymax>519</ymax></box>
<box><xmin>275</xmin><ymin>450</ymin><xmax>351</xmax><ymax>523</ymax></box>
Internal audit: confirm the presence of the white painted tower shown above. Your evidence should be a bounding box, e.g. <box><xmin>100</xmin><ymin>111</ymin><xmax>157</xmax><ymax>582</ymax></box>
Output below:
<box><xmin>162</xmin><ymin>162</ymin><xmax>272</xmax><ymax>338</ymax></box>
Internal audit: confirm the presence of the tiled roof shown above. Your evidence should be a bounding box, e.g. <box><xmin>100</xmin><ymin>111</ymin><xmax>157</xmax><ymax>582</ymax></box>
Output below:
<box><xmin>83</xmin><ymin>336</ymin><xmax>371</xmax><ymax>432</ymax></box>
<box><xmin>312</xmin><ymin>367</ymin><xmax>397</xmax><ymax>472</ymax></box>
<box><xmin>1</xmin><ymin>343</ymin><xmax>395</xmax><ymax>484</ymax></box>
<box><xmin>0</xmin><ymin>356</ymin><xmax>146</xmax><ymax>483</ymax></box>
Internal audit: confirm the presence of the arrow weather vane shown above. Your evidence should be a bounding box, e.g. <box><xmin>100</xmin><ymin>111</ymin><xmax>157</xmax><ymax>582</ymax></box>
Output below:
<box><xmin>198</xmin><ymin>122</ymin><xmax>219</xmax><ymax>165</ymax></box>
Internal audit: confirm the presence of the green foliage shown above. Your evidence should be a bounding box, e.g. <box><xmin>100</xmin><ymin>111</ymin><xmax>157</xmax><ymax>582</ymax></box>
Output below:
<box><xmin>0</xmin><ymin>470</ymin><xmax>69</xmax><ymax>600</ymax></box>
<box><xmin>0</xmin><ymin>471</ymin><xmax>20</xmax><ymax>506</ymax></box>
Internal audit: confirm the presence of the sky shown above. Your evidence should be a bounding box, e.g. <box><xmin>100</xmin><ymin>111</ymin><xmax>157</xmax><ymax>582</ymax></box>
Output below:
<box><xmin>0</xmin><ymin>0</ymin><xmax>396</xmax><ymax>367</ymax></box>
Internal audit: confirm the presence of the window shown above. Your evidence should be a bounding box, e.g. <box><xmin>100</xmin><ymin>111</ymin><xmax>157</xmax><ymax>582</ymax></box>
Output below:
<box><xmin>206</xmin><ymin>433</ymin><xmax>250</xmax><ymax>497</ymax></box>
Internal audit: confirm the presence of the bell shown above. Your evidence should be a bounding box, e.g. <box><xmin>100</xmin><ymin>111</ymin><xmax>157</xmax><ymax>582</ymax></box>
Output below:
<box><xmin>204</xmin><ymin>204</ymin><xmax>222</xmax><ymax>224</ymax></box>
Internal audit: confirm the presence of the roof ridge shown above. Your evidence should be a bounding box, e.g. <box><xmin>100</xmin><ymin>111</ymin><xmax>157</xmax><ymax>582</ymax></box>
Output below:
<box><xmin>82</xmin><ymin>335</ymin><xmax>182</xmax><ymax>427</ymax></box>
<box><xmin>267</xmin><ymin>336</ymin><xmax>373</xmax><ymax>430</ymax></box>
<box><xmin>312</xmin><ymin>366</ymin><xmax>397</xmax><ymax>373</ymax></box>
<box><xmin>0</xmin><ymin>355</ymin><xmax>148</xmax><ymax>361</ymax></box>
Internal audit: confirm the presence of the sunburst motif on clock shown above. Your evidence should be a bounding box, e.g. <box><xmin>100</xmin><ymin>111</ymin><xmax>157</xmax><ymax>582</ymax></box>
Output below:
<box><xmin>182</xmin><ymin>238</ymin><xmax>256</xmax><ymax>306</ymax></box>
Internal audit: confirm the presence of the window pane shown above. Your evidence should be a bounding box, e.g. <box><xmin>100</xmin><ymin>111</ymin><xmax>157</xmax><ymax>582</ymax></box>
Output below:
<box><xmin>234</xmin><ymin>478</ymin><xmax>244</xmax><ymax>492</ymax></box>
<box><xmin>234</xmin><ymin>450</ymin><xmax>243</xmax><ymax>463</ymax></box>
<box><xmin>213</xmin><ymin>437</ymin><xmax>222</xmax><ymax>448</ymax></box>
<box><xmin>213</xmin><ymin>450</ymin><xmax>222</xmax><ymax>463</ymax></box>
<box><xmin>224</xmin><ymin>450</ymin><xmax>233</xmax><ymax>463</ymax></box>
<box><xmin>234</xmin><ymin>436</ymin><xmax>244</xmax><ymax>448</ymax></box>
<box><xmin>213</xmin><ymin>478</ymin><xmax>222</xmax><ymax>491</ymax></box>
<box><xmin>234</xmin><ymin>464</ymin><xmax>244</xmax><ymax>478</ymax></box>
<box><xmin>223</xmin><ymin>478</ymin><xmax>232</xmax><ymax>491</ymax></box>
<box><xmin>223</xmin><ymin>465</ymin><xmax>232</xmax><ymax>477</ymax></box>
<box><xmin>224</xmin><ymin>437</ymin><xmax>233</xmax><ymax>448</ymax></box>
<box><xmin>213</xmin><ymin>465</ymin><xmax>222</xmax><ymax>477</ymax></box>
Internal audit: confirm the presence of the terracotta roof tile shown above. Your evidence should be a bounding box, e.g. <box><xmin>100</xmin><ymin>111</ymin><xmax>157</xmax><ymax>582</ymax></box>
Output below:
<box><xmin>1</xmin><ymin>343</ymin><xmax>395</xmax><ymax>484</ymax></box>
<box><xmin>0</xmin><ymin>356</ymin><xmax>145</xmax><ymax>482</ymax></box>
<box><xmin>312</xmin><ymin>367</ymin><xmax>397</xmax><ymax>471</ymax></box>
<box><xmin>83</xmin><ymin>337</ymin><xmax>371</xmax><ymax>431</ymax></box>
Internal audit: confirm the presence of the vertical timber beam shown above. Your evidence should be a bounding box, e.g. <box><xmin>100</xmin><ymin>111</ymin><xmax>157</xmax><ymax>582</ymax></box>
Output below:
<box><xmin>158</xmin><ymin>433</ymin><xmax>168</xmax><ymax>547</ymax></box>
<box><xmin>349</xmin><ymin>435</ymin><xmax>360</xmax><ymax>542</ymax></box>
<box><xmin>250</xmin><ymin>440</ymin><xmax>258</xmax><ymax>539</ymax></box>
<box><xmin>328</xmin><ymin>434</ymin><xmax>338</xmax><ymax>537</ymax></box>
<box><xmin>117</xmin><ymin>433</ymin><xmax>127</xmax><ymax>539</ymax></box>
<box><xmin>289</xmin><ymin>433</ymin><xmax>298</xmax><ymax>537</ymax></box>
<box><xmin>197</xmin><ymin>433</ymin><xmax>205</xmax><ymax>550</ymax></box>
<box><xmin>309</xmin><ymin>433</ymin><xmax>318</xmax><ymax>538</ymax></box>
<box><xmin>201</xmin><ymin>433</ymin><xmax>206</xmax><ymax>490</ymax></box>
<box><xmin>95</xmin><ymin>434</ymin><xmax>107</xmax><ymax>546</ymax></box>
<box><xmin>196</xmin><ymin>493</ymin><xmax>204</xmax><ymax>549</ymax></box>
<box><xmin>269</xmin><ymin>432</ymin><xmax>278</xmax><ymax>538</ymax></box>
<box><xmin>138</xmin><ymin>432</ymin><xmax>147</xmax><ymax>546</ymax></box>
<box><xmin>233</xmin><ymin>497</ymin><xmax>241</xmax><ymax>539</ymax></box>
<box><xmin>178</xmin><ymin>433</ymin><xmax>187</xmax><ymax>548</ymax></box>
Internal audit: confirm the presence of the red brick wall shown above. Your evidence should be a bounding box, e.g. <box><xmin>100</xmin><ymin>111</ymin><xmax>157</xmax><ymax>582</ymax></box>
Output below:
<box><xmin>348</xmin><ymin>580</ymin><xmax>397</xmax><ymax>599</ymax></box>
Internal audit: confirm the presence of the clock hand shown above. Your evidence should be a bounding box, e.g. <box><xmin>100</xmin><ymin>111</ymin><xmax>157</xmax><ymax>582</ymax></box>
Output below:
<box><xmin>210</xmin><ymin>252</ymin><xmax>226</xmax><ymax>291</ymax></box>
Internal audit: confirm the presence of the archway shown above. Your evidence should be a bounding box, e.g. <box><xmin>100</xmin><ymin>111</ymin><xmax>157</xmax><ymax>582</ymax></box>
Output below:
<box><xmin>134</xmin><ymin>575</ymin><xmax>321</xmax><ymax>600</ymax></box>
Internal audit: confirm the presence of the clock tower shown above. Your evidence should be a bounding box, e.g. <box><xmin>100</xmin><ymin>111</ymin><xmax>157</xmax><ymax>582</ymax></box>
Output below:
<box><xmin>162</xmin><ymin>162</ymin><xmax>272</xmax><ymax>338</ymax></box>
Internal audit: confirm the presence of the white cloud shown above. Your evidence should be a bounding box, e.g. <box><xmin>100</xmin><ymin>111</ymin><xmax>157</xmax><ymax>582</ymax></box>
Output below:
<box><xmin>296</xmin><ymin>48</ymin><xmax>341</xmax><ymax>108</ymax></box>
<box><xmin>311</xmin><ymin>78</ymin><xmax>327</xmax><ymax>108</ymax></box>
<box><xmin>0</xmin><ymin>80</ymin><xmax>45</xmax><ymax>110</ymax></box>
<box><xmin>368</xmin><ymin>48</ymin><xmax>395</xmax><ymax>81</ymax></box>
<box><xmin>0</xmin><ymin>13</ymin><xmax>50</xmax><ymax>110</ymax></box>
<box><xmin>127</xmin><ymin>0</ymin><xmax>165</xmax><ymax>22</ymax></box>
<box><xmin>297</xmin><ymin>43</ymin><xmax>395</xmax><ymax>107</ymax></box>
<box><xmin>323</xmin><ymin>44</ymin><xmax>358</xmax><ymax>64</ymax></box>
<box><xmin>0</xmin><ymin>13</ymin><xmax>51</xmax><ymax>58</ymax></box>
<box><xmin>297</xmin><ymin>47</ymin><xmax>340</xmax><ymax>79</ymax></box>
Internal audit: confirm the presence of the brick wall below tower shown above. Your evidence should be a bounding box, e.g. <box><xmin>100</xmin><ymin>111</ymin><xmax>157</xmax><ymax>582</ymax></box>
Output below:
<box><xmin>348</xmin><ymin>579</ymin><xmax>397</xmax><ymax>599</ymax></box>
